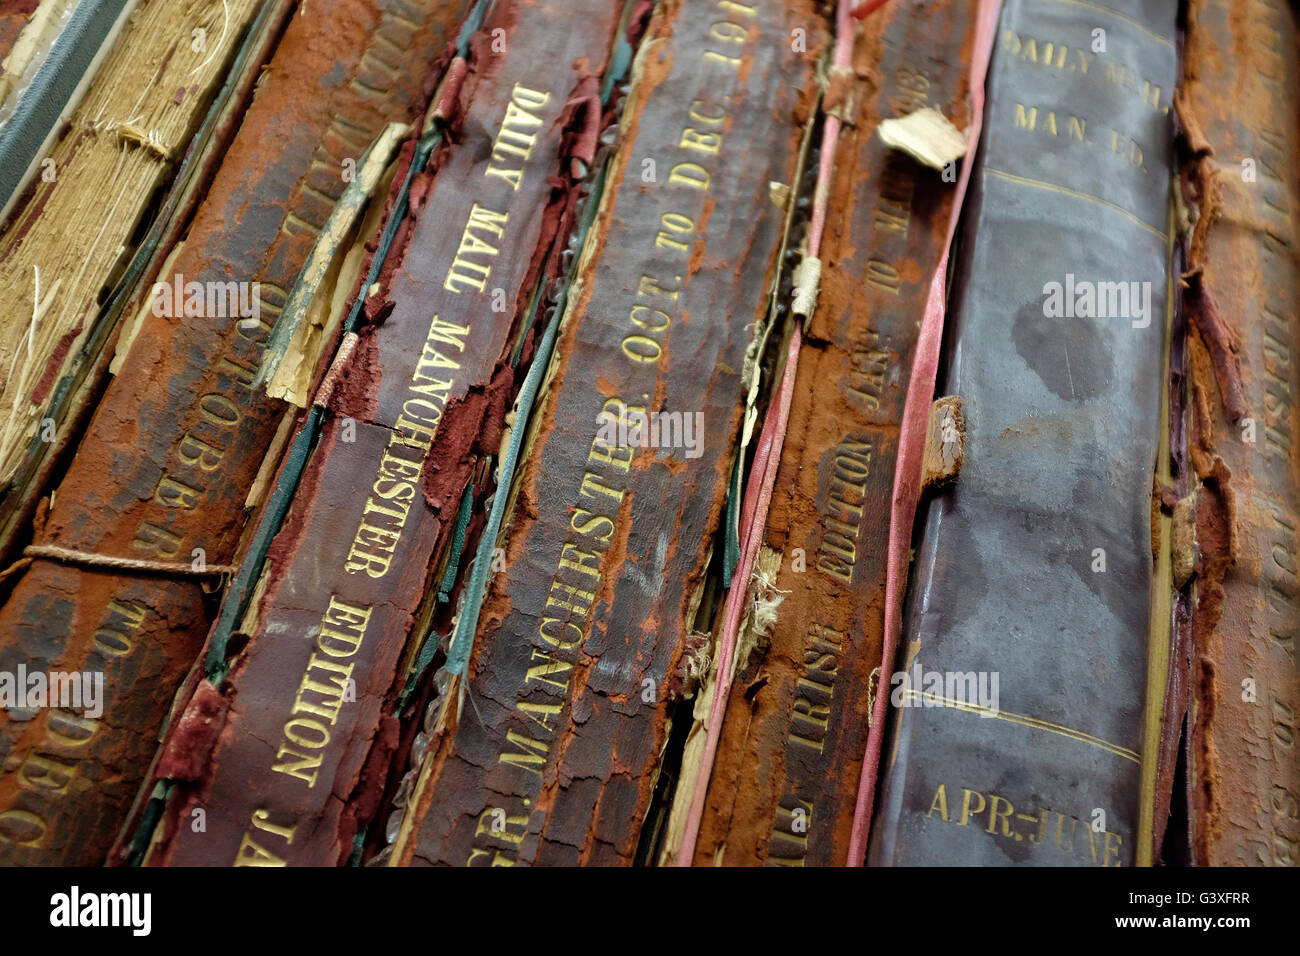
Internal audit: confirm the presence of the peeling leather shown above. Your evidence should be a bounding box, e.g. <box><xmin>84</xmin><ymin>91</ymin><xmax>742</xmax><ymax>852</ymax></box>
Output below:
<box><xmin>1178</xmin><ymin>0</ymin><xmax>1300</xmax><ymax>868</ymax></box>
<box><xmin>399</xmin><ymin>0</ymin><xmax>821</xmax><ymax>867</ymax></box>
<box><xmin>0</xmin><ymin>0</ymin><xmax>466</xmax><ymax>866</ymax></box>
<box><xmin>153</xmin><ymin>0</ymin><xmax>625</xmax><ymax>867</ymax></box>
<box><xmin>689</xmin><ymin>0</ymin><xmax>975</xmax><ymax>868</ymax></box>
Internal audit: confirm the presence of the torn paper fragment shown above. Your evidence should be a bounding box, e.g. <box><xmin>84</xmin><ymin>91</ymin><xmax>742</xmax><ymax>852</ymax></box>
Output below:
<box><xmin>877</xmin><ymin>107</ymin><xmax>968</xmax><ymax>170</ymax></box>
<box><xmin>792</xmin><ymin>255</ymin><xmax>821</xmax><ymax>318</ymax></box>
<box><xmin>769</xmin><ymin>180</ymin><xmax>791</xmax><ymax>210</ymax></box>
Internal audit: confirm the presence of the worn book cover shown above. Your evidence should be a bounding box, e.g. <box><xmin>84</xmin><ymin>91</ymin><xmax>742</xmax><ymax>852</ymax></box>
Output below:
<box><xmin>869</xmin><ymin>0</ymin><xmax>1177</xmax><ymax>866</ymax></box>
<box><xmin>147</xmin><ymin>0</ymin><xmax>631</xmax><ymax>868</ymax></box>
<box><xmin>679</xmin><ymin>0</ymin><xmax>977</xmax><ymax>868</ymax></box>
<box><xmin>0</xmin><ymin>0</ymin><xmax>1291</xmax><ymax>884</ymax></box>
<box><xmin>392</xmin><ymin>0</ymin><xmax>823</xmax><ymax>866</ymax></box>
<box><xmin>0</xmin><ymin>0</ymin><xmax>466</xmax><ymax>865</ymax></box>
<box><xmin>1173</xmin><ymin>0</ymin><xmax>1300</xmax><ymax>867</ymax></box>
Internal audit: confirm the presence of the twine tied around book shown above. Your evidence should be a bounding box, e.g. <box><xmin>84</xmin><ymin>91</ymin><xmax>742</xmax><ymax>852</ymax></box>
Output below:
<box><xmin>21</xmin><ymin>543</ymin><xmax>236</xmax><ymax>577</ymax></box>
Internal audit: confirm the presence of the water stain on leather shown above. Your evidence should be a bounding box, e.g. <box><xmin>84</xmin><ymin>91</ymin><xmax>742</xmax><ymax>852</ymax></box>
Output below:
<box><xmin>1012</xmin><ymin>295</ymin><xmax>1112</xmax><ymax>402</ymax></box>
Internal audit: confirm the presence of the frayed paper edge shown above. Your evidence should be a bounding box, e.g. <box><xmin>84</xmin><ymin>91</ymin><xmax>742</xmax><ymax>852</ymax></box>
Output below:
<box><xmin>877</xmin><ymin>107</ymin><xmax>967</xmax><ymax>170</ymax></box>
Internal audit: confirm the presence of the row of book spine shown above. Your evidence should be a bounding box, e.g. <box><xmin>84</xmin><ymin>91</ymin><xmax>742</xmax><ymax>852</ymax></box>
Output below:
<box><xmin>0</xmin><ymin>0</ymin><xmax>1293</xmax><ymax>867</ymax></box>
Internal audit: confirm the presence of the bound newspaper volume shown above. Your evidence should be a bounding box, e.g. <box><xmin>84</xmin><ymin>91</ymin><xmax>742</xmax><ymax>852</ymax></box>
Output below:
<box><xmin>869</xmin><ymin>0</ymin><xmax>1177</xmax><ymax>866</ymax></box>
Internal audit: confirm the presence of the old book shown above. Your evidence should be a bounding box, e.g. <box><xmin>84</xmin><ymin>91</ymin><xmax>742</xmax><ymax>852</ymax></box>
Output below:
<box><xmin>0</xmin><ymin>0</ymin><xmax>466</xmax><ymax>865</ymax></box>
<box><xmin>868</xmin><ymin>0</ymin><xmax>1177</xmax><ymax>866</ymax></box>
<box><xmin>0</xmin><ymin>0</ymin><xmax>132</xmax><ymax>220</ymax></box>
<box><xmin>389</xmin><ymin>0</ymin><xmax>822</xmax><ymax>867</ymax></box>
<box><xmin>672</xmin><ymin>0</ymin><xmax>977</xmax><ymax>867</ymax></box>
<box><xmin>0</xmin><ymin>0</ymin><xmax>267</xmax><ymax>486</ymax></box>
<box><xmin>1171</xmin><ymin>0</ymin><xmax>1300</xmax><ymax>867</ymax></box>
<box><xmin>144</xmin><ymin>0</ymin><xmax>633</xmax><ymax>868</ymax></box>
<box><xmin>0</xmin><ymin>0</ymin><xmax>297</xmax><ymax>566</ymax></box>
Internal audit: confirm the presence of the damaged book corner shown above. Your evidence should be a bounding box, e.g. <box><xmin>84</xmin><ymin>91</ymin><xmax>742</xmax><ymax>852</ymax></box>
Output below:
<box><xmin>0</xmin><ymin>0</ymin><xmax>1293</xmax><ymax>873</ymax></box>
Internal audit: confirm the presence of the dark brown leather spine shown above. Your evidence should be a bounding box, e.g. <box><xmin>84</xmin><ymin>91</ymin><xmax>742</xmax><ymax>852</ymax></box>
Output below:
<box><xmin>152</xmin><ymin>0</ymin><xmax>624</xmax><ymax>868</ymax></box>
<box><xmin>1178</xmin><ymin>0</ymin><xmax>1300</xmax><ymax>867</ymax></box>
<box><xmin>689</xmin><ymin>0</ymin><xmax>975</xmax><ymax>867</ymax></box>
<box><xmin>394</xmin><ymin>0</ymin><xmax>822</xmax><ymax>867</ymax></box>
<box><xmin>0</xmin><ymin>0</ymin><xmax>465</xmax><ymax>865</ymax></box>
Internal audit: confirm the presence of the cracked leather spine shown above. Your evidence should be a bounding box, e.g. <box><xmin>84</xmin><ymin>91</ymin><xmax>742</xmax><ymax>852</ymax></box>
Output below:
<box><xmin>868</xmin><ymin>0</ymin><xmax>1177</xmax><ymax>866</ymax></box>
<box><xmin>0</xmin><ymin>0</ymin><xmax>467</xmax><ymax>866</ymax></box>
<box><xmin>683</xmin><ymin>0</ymin><xmax>977</xmax><ymax>867</ymax></box>
<box><xmin>393</xmin><ymin>0</ymin><xmax>823</xmax><ymax>867</ymax></box>
<box><xmin>148</xmin><ymin>0</ymin><xmax>629</xmax><ymax>869</ymax></box>
<box><xmin>1174</xmin><ymin>0</ymin><xmax>1300</xmax><ymax>868</ymax></box>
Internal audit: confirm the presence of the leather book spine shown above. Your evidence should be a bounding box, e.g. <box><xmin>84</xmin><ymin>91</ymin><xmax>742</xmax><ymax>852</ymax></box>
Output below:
<box><xmin>394</xmin><ymin>0</ymin><xmax>822</xmax><ymax>867</ymax></box>
<box><xmin>153</xmin><ymin>0</ymin><xmax>627</xmax><ymax>868</ymax></box>
<box><xmin>0</xmin><ymin>0</ymin><xmax>465</xmax><ymax>865</ymax></box>
<box><xmin>869</xmin><ymin>0</ymin><xmax>1176</xmax><ymax>866</ymax></box>
<box><xmin>687</xmin><ymin>0</ymin><xmax>975</xmax><ymax>867</ymax></box>
<box><xmin>0</xmin><ymin>0</ymin><xmax>298</xmax><ymax>566</ymax></box>
<box><xmin>0</xmin><ymin>0</ymin><xmax>266</xmax><ymax>480</ymax></box>
<box><xmin>1177</xmin><ymin>0</ymin><xmax>1300</xmax><ymax>867</ymax></box>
